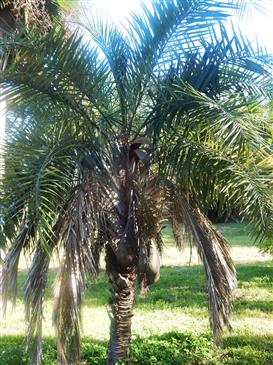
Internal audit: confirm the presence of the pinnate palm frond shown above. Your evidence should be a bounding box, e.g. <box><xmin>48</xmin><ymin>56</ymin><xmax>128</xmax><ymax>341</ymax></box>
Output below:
<box><xmin>2</xmin><ymin>126</ymin><xmax>76</xmax><ymax>245</ymax></box>
<box><xmin>131</xmin><ymin>0</ymin><xmax>237</xmax><ymax>70</ymax></box>
<box><xmin>81</xmin><ymin>17</ymin><xmax>134</xmax><ymax>122</ymax></box>
<box><xmin>54</xmin><ymin>250</ymin><xmax>82</xmax><ymax>365</ymax></box>
<box><xmin>174</xmin><ymin>84</ymin><xmax>270</xmax><ymax>149</ymax></box>
<box><xmin>23</xmin><ymin>210</ymin><xmax>69</xmax><ymax>365</ymax></box>
<box><xmin>170</xmin><ymin>214</ymin><xmax>185</xmax><ymax>251</ymax></box>
<box><xmin>220</xmin><ymin>161</ymin><xmax>273</xmax><ymax>244</ymax></box>
<box><xmin>1</xmin><ymin>224</ymin><xmax>32</xmax><ymax>313</ymax></box>
<box><xmin>0</xmin><ymin>24</ymin><xmax>113</xmax><ymax>130</ymax></box>
<box><xmin>161</xmin><ymin>129</ymin><xmax>273</xmax><ymax>244</ymax></box>
<box><xmin>177</xmin><ymin>24</ymin><xmax>272</xmax><ymax>97</ymax></box>
<box><xmin>148</xmin><ymin>47</ymin><xmax>272</xmax><ymax>143</ymax></box>
<box><xmin>170</xmin><ymin>189</ymin><xmax>236</xmax><ymax>341</ymax></box>
<box><xmin>129</xmin><ymin>0</ymin><xmax>239</xmax><ymax>122</ymax></box>
<box><xmin>24</xmin><ymin>243</ymin><xmax>51</xmax><ymax>365</ymax></box>
<box><xmin>53</xmin><ymin>175</ymin><xmax>101</xmax><ymax>365</ymax></box>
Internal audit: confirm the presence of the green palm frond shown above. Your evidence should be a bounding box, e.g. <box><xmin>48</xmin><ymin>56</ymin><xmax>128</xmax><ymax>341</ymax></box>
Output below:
<box><xmin>130</xmin><ymin>0</ymin><xmax>237</xmax><ymax>68</ymax></box>
<box><xmin>162</xmin><ymin>133</ymin><xmax>273</xmax><ymax>243</ymax></box>
<box><xmin>81</xmin><ymin>18</ymin><xmax>134</xmax><ymax>124</ymax></box>
<box><xmin>2</xmin><ymin>125</ymin><xmax>76</xmax><ymax>241</ymax></box>
<box><xmin>174</xmin><ymin>84</ymin><xmax>269</xmax><ymax>149</ymax></box>
<box><xmin>175</xmin><ymin>25</ymin><xmax>272</xmax><ymax>97</ymax></box>
<box><xmin>0</xmin><ymin>25</ymin><xmax>113</xmax><ymax>131</ymax></box>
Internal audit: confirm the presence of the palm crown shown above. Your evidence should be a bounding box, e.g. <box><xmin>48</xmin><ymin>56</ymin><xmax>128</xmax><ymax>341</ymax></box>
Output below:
<box><xmin>0</xmin><ymin>1</ymin><xmax>272</xmax><ymax>364</ymax></box>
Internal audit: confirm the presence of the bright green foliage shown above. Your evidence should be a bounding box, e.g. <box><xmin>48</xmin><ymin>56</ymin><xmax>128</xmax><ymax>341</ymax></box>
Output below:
<box><xmin>128</xmin><ymin>332</ymin><xmax>213</xmax><ymax>365</ymax></box>
<box><xmin>1</xmin><ymin>331</ymin><xmax>272</xmax><ymax>365</ymax></box>
<box><xmin>0</xmin><ymin>334</ymin><xmax>213</xmax><ymax>365</ymax></box>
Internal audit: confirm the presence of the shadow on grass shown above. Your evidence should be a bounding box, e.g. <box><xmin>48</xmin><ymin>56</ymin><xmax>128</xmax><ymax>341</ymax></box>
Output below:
<box><xmin>15</xmin><ymin>262</ymin><xmax>273</xmax><ymax>313</ymax></box>
<box><xmin>1</xmin><ymin>332</ymin><xmax>273</xmax><ymax>365</ymax></box>
<box><xmin>234</xmin><ymin>299</ymin><xmax>273</xmax><ymax>313</ymax></box>
<box><xmin>136</xmin><ymin>263</ymin><xmax>273</xmax><ymax>314</ymax></box>
<box><xmin>235</xmin><ymin>263</ymin><xmax>273</xmax><ymax>286</ymax></box>
<box><xmin>217</xmin><ymin>334</ymin><xmax>273</xmax><ymax>365</ymax></box>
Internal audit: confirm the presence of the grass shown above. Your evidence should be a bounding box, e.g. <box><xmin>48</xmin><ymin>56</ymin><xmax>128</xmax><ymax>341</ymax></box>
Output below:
<box><xmin>0</xmin><ymin>222</ymin><xmax>272</xmax><ymax>364</ymax></box>
<box><xmin>162</xmin><ymin>221</ymin><xmax>255</xmax><ymax>247</ymax></box>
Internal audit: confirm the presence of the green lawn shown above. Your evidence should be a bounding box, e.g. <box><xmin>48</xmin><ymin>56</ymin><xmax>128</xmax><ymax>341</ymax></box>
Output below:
<box><xmin>0</xmin><ymin>223</ymin><xmax>272</xmax><ymax>364</ymax></box>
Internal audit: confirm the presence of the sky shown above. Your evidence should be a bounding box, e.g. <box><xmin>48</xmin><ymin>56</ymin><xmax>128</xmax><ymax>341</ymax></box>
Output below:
<box><xmin>87</xmin><ymin>0</ymin><xmax>273</xmax><ymax>52</ymax></box>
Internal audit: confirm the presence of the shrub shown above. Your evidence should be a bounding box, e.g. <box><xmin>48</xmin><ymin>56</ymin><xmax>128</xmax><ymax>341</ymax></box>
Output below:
<box><xmin>127</xmin><ymin>332</ymin><xmax>213</xmax><ymax>365</ymax></box>
<box><xmin>0</xmin><ymin>333</ymin><xmax>213</xmax><ymax>365</ymax></box>
<box><xmin>1</xmin><ymin>332</ymin><xmax>272</xmax><ymax>365</ymax></box>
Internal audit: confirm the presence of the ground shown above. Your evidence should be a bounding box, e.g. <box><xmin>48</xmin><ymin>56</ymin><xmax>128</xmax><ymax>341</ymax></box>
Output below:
<box><xmin>0</xmin><ymin>222</ymin><xmax>272</xmax><ymax>364</ymax></box>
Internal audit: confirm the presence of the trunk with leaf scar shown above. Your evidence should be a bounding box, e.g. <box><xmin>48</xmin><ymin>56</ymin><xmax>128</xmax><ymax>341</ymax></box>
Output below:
<box><xmin>106</xmin><ymin>245</ymin><xmax>137</xmax><ymax>365</ymax></box>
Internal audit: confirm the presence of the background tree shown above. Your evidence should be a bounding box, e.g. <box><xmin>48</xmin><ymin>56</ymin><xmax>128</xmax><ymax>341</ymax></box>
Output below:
<box><xmin>0</xmin><ymin>1</ymin><xmax>272</xmax><ymax>365</ymax></box>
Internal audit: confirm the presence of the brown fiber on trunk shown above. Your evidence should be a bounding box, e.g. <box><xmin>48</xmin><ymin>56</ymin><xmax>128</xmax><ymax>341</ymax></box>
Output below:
<box><xmin>106</xmin><ymin>246</ymin><xmax>137</xmax><ymax>365</ymax></box>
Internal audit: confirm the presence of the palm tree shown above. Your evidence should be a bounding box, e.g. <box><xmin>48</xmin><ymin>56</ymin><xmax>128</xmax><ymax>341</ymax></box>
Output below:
<box><xmin>0</xmin><ymin>1</ymin><xmax>272</xmax><ymax>364</ymax></box>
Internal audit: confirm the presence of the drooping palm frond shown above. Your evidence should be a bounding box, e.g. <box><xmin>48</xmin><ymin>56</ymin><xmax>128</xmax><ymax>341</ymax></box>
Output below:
<box><xmin>1</xmin><ymin>123</ymin><xmax>77</xmax><ymax>245</ymax></box>
<box><xmin>170</xmin><ymin>214</ymin><xmax>185</xmax><ymax>251</ymax></box>
<box><xmin>24</xmin><ymin>243</ymin><xmax>51</xmax><ymax>365</ymax></box>
<box><xmin>146</xmin><ymin>33</ymin><xmax>273</xmax><ymax>245</ymax></box>
<box><xmin>170</xmin><ymin>188</ymin><xmax>236</xmax><ymax>341</ymax></box>
<box><xmin>54</xmin><ymin>250</ymin><xmax>83</xmax><ymax>365</ymax></box>
<box><xmin>171</xmin><ymin>85</ymin><xmax>269</xmax><ymax>150</ymax></box>
<box><xmin>23</xmin><ymin>207</ymin><xmax>69</xmax><ymax>365</ymax></box>
<box><xmin>53</xmin><ymin>175</ymin><xmax>100</xmax><ymax>365</ymax></box>
<box><xmin>146</xmin><ymin>27</ymin><xmax>272</xmax><ymax>138</ymax></box>
<box><xmin>1</xmin><ymin>224</ymin><xmax>32</xmax><ymax>313</ymax></box>
<box><xmin>220</xmin><ymin>159</ymin><xmax>273</xmax><ymax>243</ymax></box>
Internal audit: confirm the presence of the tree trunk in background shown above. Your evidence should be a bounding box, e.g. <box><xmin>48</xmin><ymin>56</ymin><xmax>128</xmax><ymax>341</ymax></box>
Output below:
<box><xmin>106</xmin><ymin>245</ymin><xmax>137</xmax><ymax>365</ymax></box>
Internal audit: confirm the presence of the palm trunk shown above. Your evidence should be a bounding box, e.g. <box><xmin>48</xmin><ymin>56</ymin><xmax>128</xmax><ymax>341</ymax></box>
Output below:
<box><xmin>106</xmin><ymin>245</ymin><xmax>137</xmax><ymax>365</ymax></box>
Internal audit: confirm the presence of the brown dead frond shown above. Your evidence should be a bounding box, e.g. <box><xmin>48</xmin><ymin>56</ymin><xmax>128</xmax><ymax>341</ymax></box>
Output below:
<box><xmin>170</xmin><ymin>214</ymin><xmax>185</xmax><ymax>251</ymax></box>
<box><xmin>1</xmin><ymin>225</ymin><xmax>30</xmax><ymax>314</ymax></box>
<box><xmin>24</xmin><ymin>241</ymin><xmax>51</xmax><ymax>365</ymax></box>
<box><xmin>134</xmin><ymin>175</ymin><xmax>164</xmax><ymax>243</ymax></box>
<box><xmin>53</xmin><ymin>176</ymin><xmax>102</xmax><ymax>364</ymax></box>
<box><xmin>170</xmin><ymin>188</ymin><xmax>236</xmax><ymax>343</ymax></box>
